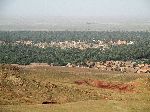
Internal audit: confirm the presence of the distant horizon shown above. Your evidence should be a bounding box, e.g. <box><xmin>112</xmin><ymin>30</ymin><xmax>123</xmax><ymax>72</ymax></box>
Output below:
<box><xmin>0</xmin><ymin>0</ymin><xmax>150</xmax><ymax>31</ymax></box>
<box><xmin>1</xmin><ymin>0</ymin><xmax>150</xmax><ymax>19</ymax></box>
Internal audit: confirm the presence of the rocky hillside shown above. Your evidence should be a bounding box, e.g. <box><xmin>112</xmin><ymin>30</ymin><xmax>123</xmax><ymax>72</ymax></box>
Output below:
<box><xmin>0</xmin><ymin>64</ymin><xmax>150</xmax><ymax>105</ymax></box>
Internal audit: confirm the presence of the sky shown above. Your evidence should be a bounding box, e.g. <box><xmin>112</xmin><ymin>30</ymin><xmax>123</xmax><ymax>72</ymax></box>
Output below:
<box><xmin>0</xmin><ymin>0</ymin><xmax>150</xmax><ymax>19</ymax></box>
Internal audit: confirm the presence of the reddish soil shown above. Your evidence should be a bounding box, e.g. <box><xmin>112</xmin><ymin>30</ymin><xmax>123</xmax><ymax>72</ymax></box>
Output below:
<box><xmin>74</xmin><ymin>80</ymin><xmax>88</xmax><ymax>85</ymax></box>
<box><xmin>74</xmin><ymin>79</ymin><xmax>136</xmax><ymax>92</ymax></box>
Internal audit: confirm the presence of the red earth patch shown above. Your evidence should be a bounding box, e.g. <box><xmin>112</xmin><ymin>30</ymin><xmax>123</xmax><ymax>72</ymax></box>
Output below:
<box><xmin>75</xmin><ymin>79</ymin><xmax>136</xmax><ymax>92</ymax></box>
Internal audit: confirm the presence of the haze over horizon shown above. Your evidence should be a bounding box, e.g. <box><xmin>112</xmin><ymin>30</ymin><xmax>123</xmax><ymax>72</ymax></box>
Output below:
<box><xmin>0</xmin><ymin>0</ymin><xmax>150</xmax><ymax>31</ymax></box>
<box><xmin>1</xmin><ymin>0</ymin><xmax>150</xmax><ymax>18</ymax></box>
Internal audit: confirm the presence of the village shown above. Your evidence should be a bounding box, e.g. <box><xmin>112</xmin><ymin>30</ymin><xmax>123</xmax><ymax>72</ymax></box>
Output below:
<box><xmin>1</xmin><ymin>38</ymin><xmax>149</xmax><ymax>74</ymax></box>
<box><xmin>10</xmin><ymin>60</ymin><xmax>150</xmax><ymax>74</ymax></box>
<box><xmin>65</xmin><ymin>61</ymin><xmax>150</xmax><ymax>73</ymax></box>
<box><xmin>0</xmin><ymin>39</ymin><xmax>134</xmax><ymax>50</ymax></box>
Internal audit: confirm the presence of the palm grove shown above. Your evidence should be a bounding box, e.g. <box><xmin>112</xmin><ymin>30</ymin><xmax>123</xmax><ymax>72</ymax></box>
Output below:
<box><xmin>0</xmin><ymin>31</ymin><xmax>150</xmax><ymax>65</ymax></box>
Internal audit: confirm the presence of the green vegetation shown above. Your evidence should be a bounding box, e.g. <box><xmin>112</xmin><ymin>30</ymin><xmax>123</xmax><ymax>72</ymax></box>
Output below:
<box><xmin>0</xmin><ymin>31</ymin><xmax>150</xmax><ymax>65</ymax></box>
<box><xmin>0</xmin><ymin>40</ymin><xmax>150</xmax><ymax>65</ymax></box>
<box><xmin>1</xmin><ymin>31</ymin><xmax>150</xmax><ymax>42</ymax></box>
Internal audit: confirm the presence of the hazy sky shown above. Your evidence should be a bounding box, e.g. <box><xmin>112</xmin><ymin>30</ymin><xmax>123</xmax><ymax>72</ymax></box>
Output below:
<box><xmin>0</xmin><ymin>0</ymin><xmax>150</xmax><ymax>19</ymax></box>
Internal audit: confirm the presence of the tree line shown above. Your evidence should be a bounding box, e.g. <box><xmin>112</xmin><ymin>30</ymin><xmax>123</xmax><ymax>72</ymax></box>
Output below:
<box><xmin>0</xmin><ymin>31</ymin><xmax>150</xmax><ymax>65</ymax></box>
<box><xmin>0</xmin><ymin>31</ymin><xmax>150</xmax><ymax>42</ymax></box>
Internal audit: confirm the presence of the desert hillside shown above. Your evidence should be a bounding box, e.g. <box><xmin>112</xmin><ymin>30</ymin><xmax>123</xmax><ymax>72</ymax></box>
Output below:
<box><xmin>0</xmin><ymin>64</ymin><xmax>150</xmax><ymax>112</ymax></box>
